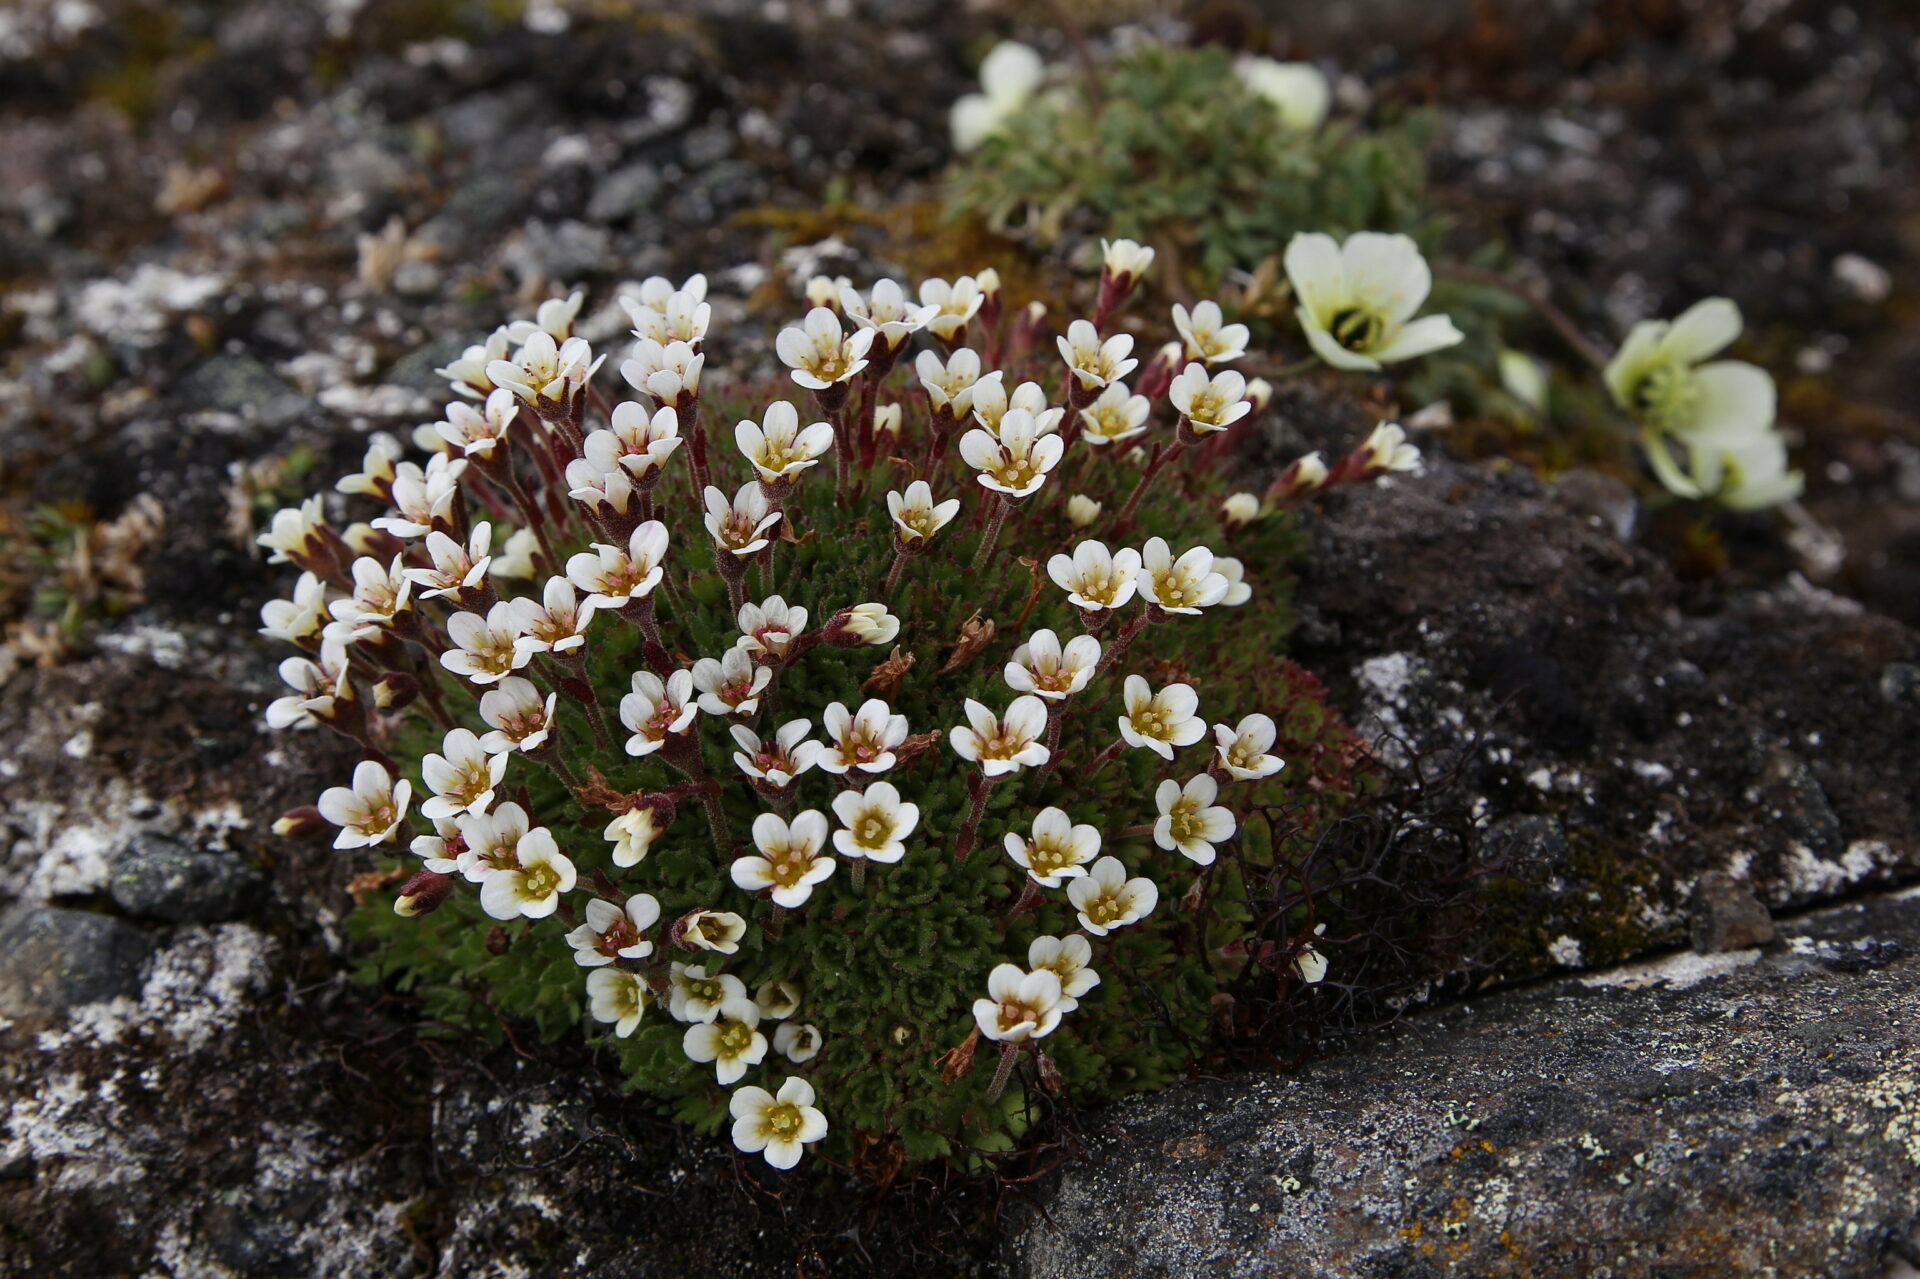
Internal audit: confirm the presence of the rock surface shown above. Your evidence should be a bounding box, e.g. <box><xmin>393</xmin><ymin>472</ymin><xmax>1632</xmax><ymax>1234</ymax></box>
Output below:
<box><xmin>0</xmin><ymin>905</ymin><xmax>156</xmax><ymax>1018</ymax></box>
<box><xmin>1018</xmin><ymin>889</ymin><xmax>1920</xmax><ymax>1278</ymax></box>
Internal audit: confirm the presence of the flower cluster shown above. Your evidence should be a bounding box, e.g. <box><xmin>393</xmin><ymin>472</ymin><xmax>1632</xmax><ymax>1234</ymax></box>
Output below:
<box><xmin>258</xmin><ymin>243</ymin><xmax>1438</xmax><ymax>1172</ymax></box>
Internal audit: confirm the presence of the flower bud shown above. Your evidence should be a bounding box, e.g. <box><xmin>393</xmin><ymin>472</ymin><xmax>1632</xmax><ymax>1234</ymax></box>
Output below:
<box><xmin>373</xmin><ymin>670</ymin><xmax>420</xmax><ymax>710</ymax></box>
<box><xmin>1267</xmin><ymin>452</ymin><xmax>1329</xmax><ymax>505</ymax></box>
<box><xmin>826</xmin><ymin>602</ymin><xmax>900</xmax><ymax>647</ymax></box>
<box><xmin>874</xmin><ymin>404</ymin><xmax>902</xmax><ymax>437</ymax></box>
<box><xmin>272</xmin><ymin>805</ymin><xmax>330</xmax><ymax>839</ymax></box>
<box><xmin>1244</xmin><ymin>377</ymin><xmax>1273</xmax><ymax>412</ymax></box>
<box><xmin>976</xmin><ymin>267</ymin><xmax>1002</xmax><ymax>302</ymax></box>
<box><xmin>804</xmin><ymin>274</ymin><xmax>847</xmax><ymax>311</ymax></box>
<box><xmin>395</xmin><ymin>869</ymin><xmax>455</xmax><ymax>917</ymax></box>
<box><xmin>1220</xmin><ymin>492</ymin><xmax>1261</xmax><ymax>529</ymax></box>
<box><xmin>1066</xmin><ymin>494</ymin><xmax>1102</xmax><ymax>528</ymax></box>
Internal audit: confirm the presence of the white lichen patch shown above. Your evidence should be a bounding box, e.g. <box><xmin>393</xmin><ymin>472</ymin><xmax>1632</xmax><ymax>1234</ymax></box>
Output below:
<box><xmin>1781</xmin><ymin>840</ymin><xmax>1887</xmax><ymax>900</ymax></box>
<box><xmin>1578</xmin><ymin>948</ymin><xmax>1762</xmax><ymax>991</ymax></box>
<box><xmin>1</xmin><ymin>1068</ymin><xmax>143</xmax><ymax>1191</ymax></box>
<box><xmin>1547</xmin><ymin>935</ymin><xmax>1584</xmax><ymax>967</ymax></box>
<box><xmin>71</xmin><ymin>265</ymin><xmax>224</xmax><ymax>347</ymax></box>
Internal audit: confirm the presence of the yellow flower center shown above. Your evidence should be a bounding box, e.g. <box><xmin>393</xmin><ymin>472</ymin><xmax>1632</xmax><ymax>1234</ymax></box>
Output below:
<box><xmin>718</xmin><ymin>1020</ymin><xmax>755</xmax><ymax>1055</ymax></box>
<box><xmin>522</xmin><ymin>863</ymin><xmax>559</xmax><ymax>900</ymax></box>
<box><xmin>766</xmin><ymin>1102</ymin><xmax>802</xmax><ymax>1136</ymax></box>
<box><xmin>1026</xmin><ymin>838</ymin><xmax>1078</xmax><ymax>875</ymax></box>
<box><xmin>1083</xmin><ymin>893</ymin><xmax>1124</xmax><ymax>926</ymax></box>
<box><xmin>1330</xmin><ymin>306</ymin><xmax>1383</xmax><ymax>352</ymax></box>
<box><xmin>764</xmin><ymin>844</ymin><xmax>814</xmax><ymax>887</ymax></box>
<box><xmin>1131</xmin><ymin>706</ymin><xmax>1175</xmax><ymax>740</ymax></box>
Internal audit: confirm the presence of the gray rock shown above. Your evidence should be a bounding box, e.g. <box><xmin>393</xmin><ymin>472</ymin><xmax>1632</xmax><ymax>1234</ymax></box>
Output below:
<box><xmin>390</xmin><ymin>259</ymin><xmax>442</xmax><ymax>300</ymax></box>
<box><xmin>0</xmin><ymin>904</ymin><xmax>155</xmax><ymax>1018</ymax></box>
<box><xmin>1689</xmin><ymin>869</ymin><xmax>1774</xmax><ymax>952</ymax></box>
<box><xmin>585</xmin><ymin>161</ymin><xmax>664</xmax><ymax>223</ymax></box>
<box><xmin>175</xmin><ymin>354</ymin><xmax>309</xmax><ymax>431</ymax></box>
<box><xmin>107</xmin><ymin>834</ymin><xmax>263</xmax><ymax>925</ymax></box>
<box><xmin>1018</xmin><ymin>889</ymin><xmax>1920</xmax><ymax>1278</ymax></box>
<box><xmin>502</xmin><ymin>219</ymin><xmax>611</xmax><ymax>287</ymax></box>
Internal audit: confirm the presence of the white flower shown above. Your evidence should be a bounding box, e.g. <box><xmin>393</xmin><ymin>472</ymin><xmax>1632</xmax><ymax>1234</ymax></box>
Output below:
<box><xmin>1270</xmin><ymin>452</ymin><xmax>1330</xmax><ymax>505</ymax></box>
<box><xmin>1169</xmin><ymin>363</ymin><xmax>1252</xmax><ymax>434</ymax></box>
<box><xmin>317</xmin><ymin>760</ymin><xmax>411</xmax><ymax>850</ymax></box>
<box><xmin>622</xmin><ymin>338</ymin><xmax>705</xmax><ymax>404</ymax></box>
<box><xmin>620</xmin><ymin>669</ymin><xmax>698</xmax><ymax>756</ymax></box>
<box><xmin>490</xmin><ymin>528</ymin><xmax>540</xmax><ymax>581</ymax></box>
<box><xmin>736</xmin><ymin>595</ymin><xmax>808</xmax><ymax>663</ymax></box>
<box><xmin>326</xmin><ymin>556</ymin><xmax>412</xmax><ymax>641</ymax></box>
<box><xmin>950</xmin><ymin>695</ymin><xmax>1051</xmax><ymax>777</ymax></box>
<box><xmin>773</xmin><ymin>1022</ymin><xmax>822</xmax><ymax>1063</ymax></box>
<box><xmin>420</xmin><ymin>727</ymin><xmax>509</xmax><ymax>821</ymax></box>
<box><xmin>1139</xmin><ymin>536</ymin><xmax>1230</xmax><ymax>614</ymax></box>
<box><xmin>684</xmin><ymin>997</ymin><xmax>768</xmax><ymax>1085</ymax></box>
<box><xmin>338</xmin><ymin>433</ymin><xmax>405</xmax><ymax>500</ymax></box>
<box><xmin>837</xmin><ymin>602</ymin><xmax>900</xmax><ymax>645</ymax></box>
<box><xmin>403</xmin><ymin>524</ymin><xmax>492</xmax><ymax>601</ymax></box>
<box><xmin>1077</xmin><ymin>383</ymin><xmax>1151</xmax><ymax>446</ymax></box>
<box><xmin>737</xmin><ymin>401</ymin><xmax>835</xmax><ymax>484</ymax></box>
<box><xmin>593</xmin><ymin>401</ymin><xmax>683</xmax><ymax>486</ymax></box>
<box><xmin>1005</xmin><ymin>628</ymin><xmax>1100</xmax><ymax>700</ymax></box>
<box><xmin>830</xmin><ymin>782</ymin><xmax>919</xmax><ymax>864</ymax></box>
<box><xmin>875</xmin><ymin>403</ymin><xmax>901</xmax><ymax>437</ymax></box>
<box><xmin>1005</xmin><ymin>807</ymin><xmax>1101</xmax><ymax>888</ymax></box>
<box><xmin>410</xmin><ymin>816</ymin><xmax>465</xmax><ymax>874</ymax></box>
<box><xmin>1067</xmin><ymin>495</ymin><xmax>1103</xmax><ymax>528</ymax></box>
<box><xmin>1221</xmin><ymin>492</ymin><xmax>1261</xmax><ymax>528</ymax></box>
<box><xmin>586</xmin><ymin>968</ymin><xmax>650</xmax><ymax>1038</ymax></box>
<box><xmin>1284</xmin><ymin>231</ymin><xmax>1464</xmax><ymax>372</ymax></box>
<box><xmin>730</xmin><ymin>1077</ymin><xmax>828</xmax><ymax>1170</ymax></box>
<box><xmin>604</xmin><ymin>803</ymin><xmax>668</xmax><ymax>868</ymax></box>
<box><xmin>568</xmin><ymin>893</ymin><xmax>662</xmax><ymax>967</ymax></box>
<box><xmin>373</xmin><ymin>456</ymin><xmax>466</xmax><ymax>539</ymax></box>
<box><xmin>1119</xmin><ymin>675</ymin><xmax>1205</xmax><ymax>759</ymax></box>
<box><xmin>1171</xmin><ymin>300</ymin><xmax>1251</xmax><ymax>365</ymax></box>
<box><xmin>951</xmin><ymin>41</ymin><xmax>1045</xmax><ymax>152</ymax></box>
<box><xmin>817</xmin><ymin>699</ymin><xmax>910</xmax><ymax>775</ymax></box>
<box><xmin>565</xmin><ymin>520</ymin><xmax>669</xmax><ymax>610</ymax></box>
<box><xmin>1357</xmin><ymin>422</ymin><xmax>1420</xmax><ymax>474</ymax></box>
<box><xmin>477</xmin><ymin>825</ymin><xmax>575</xmax><ymax>920</ymax></box>
<box><xmin>682</xmin><ymin>908</ymin><xmax>748</xmax><ymax>955</ymax></box>
<box><xmin>260</xmin><ymin>571</ymin><xmax>331</xmax><ymax>645</ymax></box>
<box><xmin>479</xmin><ymin>676</ymin><xmax>558</xmax><ymax>754</ymax></box>
<box><xmin>1604</xmin><ymin>298</ymin><xmax>1776</xmax><ymax>445</ymax></box>
<box><xmin>756</xmin><ymin>980</ymin><xmax>802</xmax><ymax>1020</ymax></box>
<box><xmin>1047</xmin><ymin>540</ymin><xmax>1142</xmax><ymax>613</ymax></box>
<box><xmin>1652</xmin><ymin>428</ymin><xmax>1803</xmax><ymax>510</ymax></box>
<box><xmin>839</xmin><ymin>277</ymin><xmax>938</xmax><ymax>352</ymax></box>
<box><xmin>917</xmin><ymin>348</ymin><xmax>996</xmax><ymax>419</ymax></box>
<box><xmin>1102</xmin><ymin>238</ymin><xmax>1156</xmax><ymax>284</ymax></box>
<box><xmin>970</xmin><ymin>378</ymin><xmax>1064</xmax><ymax>438</ymax></box>
<box><xmin>510</xmin><ymin>576</ymin><xmax>597</xmax><ymax>656</ymax></box>
<box><xmin>565</xmin><ymin>458</ymin><xmax>635</xmax><ymax>518</ymax></box>
<box><xmin>887</xmin><ymin>481</ymin><xmax>962</xmax><ymax>544</ymax></box>
<box><xmin>435</xmin><ymin>326</ymin><xmax>512</xmax><ymax>400</ymax></box>
<box><xmin>265</xmin><ymin>640</ymin><xmax>353</xmax><ymax>729</ymax></box>
<box><xmin>731</xmin><ymin>720</ymin><xmax>822</xmax><ymax>789</ymax></box>
<box><xmin>435</xmin><ymin>387</ymin><xmax>519</xmax><ymax>460</ymax></box>
<box><xmin>440</xmin><ymin>602</ymin><xmax>530</xmax><ymax>685</ymax></box>
<box><xmin>1057</xmin><ymin>319</ymin><xmax>1138</xmax><ymax>392</ymax></box>
<box><xmin>804</xmin><ymin>274</ymin><xmax>848</xmax><ymax>309</ymax></box>
<box><xmin>487</xmin><ymin>330</ymin><xmax>602</xmax><ymax>420</ymax></box>
<box><xmin>1066</xmin><ymin>856</ymin><xmax>1158</xmax><ymax>936</ymax></box>
<box><xmin>692</xmin><ymin>646</ymin><xmax>773</xmax><ymax>717</ymax></box>
<box><xmin>506</xmin><ymin>290</ymin><xmax>585</xmax><ymax>344</ymax></box>
<box><xmin>620</xmin><ymin>283</ymin><xmax>710</xmax><ymax>347</ymax></box>
<box><xmin>1295</xmin><ymin>923</ymin><xmax>1329</xmax><ymax>984</ymax></box>
<box><xmin>1027</xmin><ymin>934</ymin><xmax>1100</xmax><ymax>1009</ymax></box>
<box><xmin>704</xmin><ymin>483</ymin><xmax>782</xmax><ymax>558</ymax></box>
<box><xmin>917</xmin><ymin>276</ymin><xmax>985</xmax><ymax>342</ymax></box>
<box><xmin>258</xmin><ymin>495</ymin><xmax>333</xmax><ymax>564</ymax></box>
<box><xmin>1214</xmin><ymin>714</ymin><xmax>1285</xmax><ymax>780</ymax></box>
<box><xmin>1214</xmin><ymin>556</ymin><xmax>1253</xmax><ymax>606</ymax></box>
<box><xmin>959</xmin><ymin>409</ymin><xmax>1063</xmax><ymax>498</ymax></box>
<box><xmin>775</xmin><ymin>306</ymin><xmax>875</xmax><ymax>391</ymax></box>
<box><xmin>971</xmin><ymin>963</ymin><xmax>1064</xmax><ymax>1043</ymax></box>
<box><xmin>669</xmin><ymin>964</ymin><xmax>746</xmax><ymax>1023</ymax></box>
<box><xmin>732</xmin><ymin>811</ymin><xmax>836</xmax><ymax>908</ymax></box>
<box><xmin>1235</xmin><ymin>57</ymin><xmax>1330</xmax><ymax>131</ymax></box>
<box><xmin>1154</xmin><ymin>775</ymin><xmax>1237</xmax><ymax>866</ymax></box>
<box><xmin>453</xmin><ymin>801</ymin><xmax>531</xmax><ymax>880</ymax></box>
